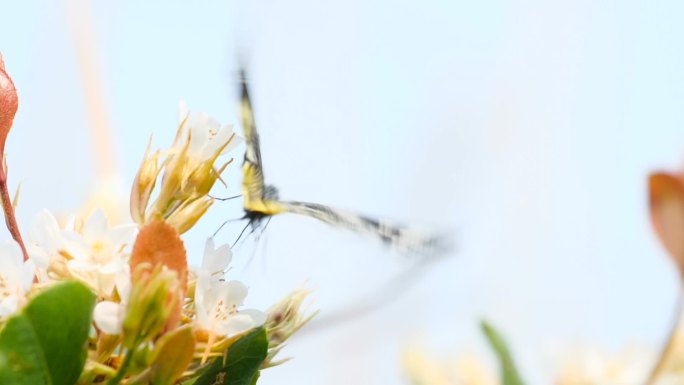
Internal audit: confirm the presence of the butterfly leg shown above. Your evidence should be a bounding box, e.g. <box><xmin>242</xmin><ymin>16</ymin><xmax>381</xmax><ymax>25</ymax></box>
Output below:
<box><xmin>232</xmin><ymin>220</ymin><xmax>252</xmax><ymax>248</ymax></box>
<box><xmin>212</xmin><ymin>217</ymin><xmax>246</xmax><ymax>238</ymax></box>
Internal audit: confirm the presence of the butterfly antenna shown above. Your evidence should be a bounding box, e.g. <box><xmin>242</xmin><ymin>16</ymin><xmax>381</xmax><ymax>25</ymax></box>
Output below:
<box><xmin>209</xmin><ymin>194</ymin><xmax>243</xmax><ymax>201</ymax></box>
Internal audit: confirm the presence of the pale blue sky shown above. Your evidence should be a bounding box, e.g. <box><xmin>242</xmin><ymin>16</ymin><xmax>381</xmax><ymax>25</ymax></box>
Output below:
<box><xmin>2</xmin><ymin>1</ymin><xmax>684</xmax><ymax>384</ymax></box>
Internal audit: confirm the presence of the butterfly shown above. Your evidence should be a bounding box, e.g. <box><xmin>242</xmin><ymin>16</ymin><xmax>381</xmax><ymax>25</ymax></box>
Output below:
<box><xmin>230</xmin><ymin>69</ymin><xmax>449</xmax><ymax>257</ymax></box>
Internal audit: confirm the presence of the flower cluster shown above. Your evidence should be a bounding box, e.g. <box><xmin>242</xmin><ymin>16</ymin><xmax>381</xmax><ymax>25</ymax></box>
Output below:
<box><xmin>0</xmin><ymin>57</ymin><xmax>313</xmax><ymax>385</ymax></box>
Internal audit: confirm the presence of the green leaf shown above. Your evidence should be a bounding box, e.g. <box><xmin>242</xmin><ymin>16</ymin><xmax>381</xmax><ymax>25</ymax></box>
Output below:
<box><xmin>194</xmin><ymin>327</ymin><xmax>268</xmax><ymax>385</ymax></box>
<box><xmin>149</xmin><ymin>325</ymin><xmax>196</xmax><ymax>385</ymax></box>
<box><xmin>0</xmin><ymin>281</ymin><xmax>96</xmax><ymax>385</ymax></box>
<box><xmin>0</xmin><ymin>316</ymin><xmax>50</xmax><ymax>385</ymax></box>
<box><xmin>481</xmin><ymin>320</ymin><xmax>526</xmax><ymax>385</ymax></box>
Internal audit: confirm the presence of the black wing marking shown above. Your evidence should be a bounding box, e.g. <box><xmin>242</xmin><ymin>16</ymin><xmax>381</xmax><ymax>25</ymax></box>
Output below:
<box><xmin>239</xmin><ymin>69</ymin><xmax>266</xmax><ymax>201</ymax></box>
<box><xmin>280</xmin><ymin>201</ymin><xmax>451</xmax><ymax>257</ymax></box>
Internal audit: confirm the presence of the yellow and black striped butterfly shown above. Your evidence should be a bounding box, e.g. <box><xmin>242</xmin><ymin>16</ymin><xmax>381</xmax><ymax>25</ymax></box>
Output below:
<box><xmin>234</xmin><ymin>69</ymin><xmax>449</xmax><ymax>257</ymax></box>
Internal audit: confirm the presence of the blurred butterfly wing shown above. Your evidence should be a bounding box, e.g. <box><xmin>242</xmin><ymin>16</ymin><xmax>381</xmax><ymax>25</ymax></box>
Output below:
<box><xmin>280</xmin><ymin>201</ymin><xmax>451</xmax><ymax>257</ymax></box>
<box><xmin>239</xmin><ymin>70</ymin><xmax>266</xmax><ymax>206</ymax></box>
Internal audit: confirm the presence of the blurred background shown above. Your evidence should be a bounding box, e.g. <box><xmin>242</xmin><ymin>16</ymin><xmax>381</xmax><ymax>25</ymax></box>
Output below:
<box><xmin>2</xmin><ymin>1</ymin><xmax>684</xmax><ymax>383</ymax></box>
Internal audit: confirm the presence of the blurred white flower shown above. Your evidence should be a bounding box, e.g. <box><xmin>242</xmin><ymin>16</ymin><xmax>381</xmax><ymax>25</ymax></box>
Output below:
<box><xmin>195</xmin><ymin>238</ymin><xmax>264</xmax><ymax>336</ymax></box>
<box><xmin>0</xmin><ymin>241</ymin><xmax>35</xmax><ymax>318</ymax></box>
<box><xmin>556</xmin><ymin>345</ymin><xmax>655</xmax><ymax>385</ymax></box>
<box><xmin>402</xmin><ymin>344</ymin><xmax>497</xmax><ymax>385</ymax></box>
<box><xmin>93</xmin><ymin>271</ymin><xmax>131</xmax><ymax>335</ymax></box>
<box><xmin>28</xmin><ymin>209</ymin><xmax>67</xmax><ymax>269</ymax></box>
<box><xmin>64</xmin><ymin>209</ymin><xmax>137</xmax><ymax>295</ymax></box>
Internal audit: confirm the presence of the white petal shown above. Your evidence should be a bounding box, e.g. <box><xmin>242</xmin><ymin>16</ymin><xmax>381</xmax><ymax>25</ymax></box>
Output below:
<box><xmin>201</xmin><ymin>238</ymin><xmax>216</xmax><ymax>268</ymax></box>
<box><xmin>67</xmin><ymin>258</ymin><xmax>99</xmax><ymax>273</ymax></box>
<box><xmin>239</xmin><ymin>308</ymin><xmax>267</xmax><ymax>326</ymax></box>
<box><xmin>221</xmin><ymin>129</ymin><xmax>243</xmax><ymax>154</ymax></box>
<box><xmin>105</xmin><ymin>224</ymin><xmax>138</xmax><ymax>248</ymax></box>
<box><xmin>194</xmin><ymin>294</ymin><xmax>210</xmax><ymax>330</ymax></box>
<box><xmin>218</xmin><ymin>314</ymin><xmax>258</xmax><ymax>336</ymax></box>
<box><xmin>0</xmin><ymin>241</ymin><xmax>24</xmax><ymax>268</ymax></box>
<box><xmin>222</xmin><ymin>280</ymin><xmax>248</xmax><ymax>308</ymax></box>
<box><xmin>0</xmin><ymin>296</ymin><xmax>19</xmax><ymax>317</ymax></box>
<box><xmin>95</xmin><ymin>273</ymin><xmax>118</xmax><ymax>297</ymax></box>
<box><xmin>21</xmin><ymin>259</ymin><xmax>36</xmax><ymax>292</ymax></box>
<box><xmin>100</xmin><ymin>258</ymin><xmax>126</xmax><ymax>275</ymax></box>
<box><xmin>204</xmin><ymin>127</ymin><xmax>232</xmax><ymax>157</ymax></box>
<box><xmin>27</xmin><ymin>245</ymin><xmax>50</xmax><ymax>269</ymax></box>
<box><xmin>201</xmin><ymin>238</ymin><xmax>231</xmax><ymax>274</ymax></box>
<box><xmin>115</xmin><ymin>271</ymin><xmax>131</xmax><ymax>302</ymax></box>
<box><xmin>30</xmin><ymin>210</ymin><xmax>64</xmax><ymax>253</ymax></box>
<box><xmin>0</xmin><ymin>242</ymin><xmax>23</xmax><ymax>288</ymax></box>
<box><xmin>94</xmin><ymin>301</ymin><xmax>123</xmax><ymax>334</ymax></box>
<box><xmin>61</xmin><ymin>231</ymin><xmax>90</xmax><ymax>261</ymax></box>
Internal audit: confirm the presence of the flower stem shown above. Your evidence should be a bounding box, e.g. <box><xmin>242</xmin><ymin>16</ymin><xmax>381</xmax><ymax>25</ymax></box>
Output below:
<box><xmin>645</xmin><ymin>282</ymin><xmax>684</xmax><ymax>385</ymax></box>
<box><xmin>0</xmin><ymin>168</ymin><xmax>28</xmax><ymax>261</ymax></box>
<box><xmin>107</xmin><ymin>347</ymin><xmax>135</xmax><ymax>385</ymax></box>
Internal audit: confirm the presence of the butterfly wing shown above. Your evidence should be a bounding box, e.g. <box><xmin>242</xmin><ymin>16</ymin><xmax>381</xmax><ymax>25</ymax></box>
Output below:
<box><xmin>280</xmin><ymin>201</ymin><xmax>451</xmax><ymax>257</ymax></box>
<box><xmin>239</xmin><ymin>69</ymin><xmax>267</xmax><ymax>209</ymax></box>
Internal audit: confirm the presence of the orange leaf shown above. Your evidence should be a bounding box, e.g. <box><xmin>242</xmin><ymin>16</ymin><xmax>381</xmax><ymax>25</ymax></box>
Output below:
<box><xmin>0</xmin><ymin>54</ymin><xmax>18</xmax><ymax>155</ymax></box>
<box><xmin>649</xmin><ymin>172</ymin><xmax>684</xmax><ymax>276</ymax></box>
<box><xmin>130</xmin><ymin>220</ymin><xmax>188</xmax><ymax>331</ymax></box>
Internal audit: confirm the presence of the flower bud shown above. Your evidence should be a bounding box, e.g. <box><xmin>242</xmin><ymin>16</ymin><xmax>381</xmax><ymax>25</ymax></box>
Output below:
<box><xmin>166</xmin><ymin>196</ymin><xmax>213</xmax><ymax>235</ymax></box>
<box><xmin>130</xmin><ymin>137</ymin><xmax>160</xmax><ymax>224</ymax></box>
<box><xmin>122</xmin><ymin>264</ymin><xmax>181</xmax><ymax>347</ymax></box>
<box><xmin>264</xmin><ymin>288</ymin><xmax>317</xmax><ymax>367</ymax></box>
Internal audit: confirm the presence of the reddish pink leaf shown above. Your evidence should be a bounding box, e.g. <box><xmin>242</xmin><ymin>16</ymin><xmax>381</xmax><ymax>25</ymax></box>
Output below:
<box><xmin>0</xmin><ymin>54</ymin><xmax>17</xmax><ymax>155</ymax></box>
<box><xmin>650</xmin><ymin>172</ymin><xmax>684</xmax><ymax>276</ymax></box>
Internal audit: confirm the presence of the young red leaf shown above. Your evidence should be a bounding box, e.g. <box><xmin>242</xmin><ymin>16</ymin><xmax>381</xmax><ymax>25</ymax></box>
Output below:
<box><xmin>0</xmin><ymin>54</ymin><xmax>18</xmax><ymax>155</ymax></box>
<box><xmin>649</xmin><ymin>172</ymin><xmax>684</xmax><ymax>276</ymax></box>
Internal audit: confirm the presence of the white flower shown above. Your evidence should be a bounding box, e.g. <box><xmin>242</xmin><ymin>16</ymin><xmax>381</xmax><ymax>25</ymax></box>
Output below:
<box><xmin>197</xmin><ymin>238</ymin><xmax>232</xmax><ymax>285</ymax></box>
<box><xmin>0</xmin><ymin>241</ymin><xmax>35</xmax><ymax>318</ymax></box>
<box><xmin>176</xmin><ymin>101</ymin><xmax>242</xmax><ymax>162</ymax></box>
<box><xmin>64</xmin><ymin>209</ymin><xmax>137</xmax><ymax>295</ymax></box>
<box><xmin>195</xmin><ymin>238</ymin><xmax>264</xmax><ymax>336</ymax></box>
<box><xmin>28</xmin><ymin>209</ymin><xmax>67</xmax><ymax>269</ymax></box>
<box><xmin>196</xmin><ymin>280</ymin><xmax>265</xmax><ymax>336</ymax></box>
<box><xmin>93</xmin><ymin>270</ymin><xmax>131</xmax><ymax>334</ymax></box>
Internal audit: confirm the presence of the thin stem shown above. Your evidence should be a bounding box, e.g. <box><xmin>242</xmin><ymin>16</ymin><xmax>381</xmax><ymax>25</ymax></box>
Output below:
<box><xmin>107</xmin><ymin>347</ymin><xmax>136</xmax><ymax>385</ymax></box>
<box><xmin>645</xmin><ymin>282</ymin><xmax>684</xmax><ymax>385</ymax></box>
<box><xmin>0</xmin><ymin>168</ymin><xmax>28</xmax><ymax>261</ymax></box>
